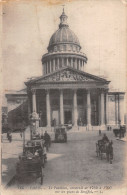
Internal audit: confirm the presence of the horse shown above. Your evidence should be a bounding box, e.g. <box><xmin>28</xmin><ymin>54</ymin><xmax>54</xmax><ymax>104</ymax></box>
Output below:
<box><xmin>105</xmin><ymin>141</ymin><xmax>113</xmax><ymax>164</ymax></box>
<box><xmin>96</xmin><ymin>140</ymin><xmax>113</xmax><ymax>164</ymax></box>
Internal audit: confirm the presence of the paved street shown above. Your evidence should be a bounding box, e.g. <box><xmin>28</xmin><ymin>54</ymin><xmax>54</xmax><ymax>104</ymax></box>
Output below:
<box><xmin>2</xmin><ymin>130</ymin><xmax>126</xmax><ymax>189</ymax></box>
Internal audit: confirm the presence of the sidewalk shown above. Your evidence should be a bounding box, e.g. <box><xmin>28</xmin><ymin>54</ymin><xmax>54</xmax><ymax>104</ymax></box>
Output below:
<box><xmin>1</xmin><ymin>127</ymin><xmax>30</xmax><ymax>187</ymax></box>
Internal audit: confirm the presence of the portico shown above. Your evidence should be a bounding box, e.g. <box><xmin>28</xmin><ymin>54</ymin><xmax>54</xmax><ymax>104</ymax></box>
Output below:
<box><xmin>26</xmin><ymin>67</ymin><xmax>109</xmax><ymax>130</ymax></box>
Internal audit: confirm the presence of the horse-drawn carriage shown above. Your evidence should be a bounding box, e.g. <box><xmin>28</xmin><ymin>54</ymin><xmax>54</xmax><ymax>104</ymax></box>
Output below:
<box><xmin>54</xmin><ymin>125</ymin><xmax>67</xmax><ymax>143</ymax></box>
<box><xmin>96</xmin><ymin>138</ymin><xmax>113</xmax><ymax>164</ymax></box>
<box><xmin>16</xmin><ymin>139</ymin><xmax>45</xmax><ymax>184</ymax></box>
<box><xmin>113</xmin><ymin>125</ymin><xmax>126</xmax><ymax>138</ymax></box>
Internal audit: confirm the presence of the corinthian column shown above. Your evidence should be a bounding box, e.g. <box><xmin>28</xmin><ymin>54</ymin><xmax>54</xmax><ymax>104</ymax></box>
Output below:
<box><xmin>60</xmin><ymin>90</ymin><xmax>64</xmax><ymax>124</ymax></box>
<box><xmin>87</xmin><ymin>90</ymin><xmax>91</xmax><ymax>130</ymax></box>
<box><xmin>46</xmin><ymin>89</ymin><xmax>51</xmax><ymax>127</ymax></box>
<box><xmin>73</xmin><ymin>89</ymin><xmax>78</xmax><ymax>127</ymax></box>
<box><xmin>57</xmin><ymin>58</ymin><xmax>59</xmax><ymax>70</ymax></box>
<box><xmin>53</xmin><ymin>58</ymin><xmax>55</xmax><ymax>71</ymax></box>
<box><xmin>32</xmin><ymin>89</ymin><xmax>36</xmax><ymax>113</ymax></box>
<box><xmin>100</xmin><ymin>89</ymin><xmax>106</xmax><ymax>130</ymax></box>
<box><xmin>106</xmin><ymin>93</ymin><xmax>109</xmax><ymax>125</ymax></box>
<box><xmin>62</xmin><ymin>57</ymin><xmax>64</xmax><ymax>68</ymax></box>
<box><xmin>71</xmin><ymin>58</ymin><xmax>73</xmax><ymax>67</ymax></box>
<box><xmin>66</xmin><ymin>57</ymin><xmax>68</xmax><ymax>66</ymax></box>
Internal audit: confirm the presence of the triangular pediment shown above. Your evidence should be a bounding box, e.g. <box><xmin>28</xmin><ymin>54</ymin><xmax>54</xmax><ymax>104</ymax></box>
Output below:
<box><xmin>26</xmin><ymin>67</ymin><xmax>109</xmax><ymax>85</ymax></box>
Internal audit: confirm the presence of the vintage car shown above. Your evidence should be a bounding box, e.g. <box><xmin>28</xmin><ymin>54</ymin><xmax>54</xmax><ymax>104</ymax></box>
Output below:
<box><xmin>16</xmin><ymin>139</ymin><xmax>45</xmax><ymax>184</ymax></box>
<box><xmin>54</xmin><ymin>125</ymin><xmax>67</xmax><ymax>143</ymax></box>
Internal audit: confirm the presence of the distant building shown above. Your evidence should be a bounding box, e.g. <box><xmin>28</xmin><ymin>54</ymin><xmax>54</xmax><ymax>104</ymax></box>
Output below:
<box><xmin>5</xmin><ymin>89</ymin><xmax>27</xmax><ymax>112</ymax></box>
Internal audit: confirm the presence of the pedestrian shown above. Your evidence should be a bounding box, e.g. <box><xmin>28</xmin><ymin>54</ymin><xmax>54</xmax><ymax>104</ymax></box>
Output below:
<box><xmin>20</xmin><ymin>130</ymin><xmax>22</xmax><ymax>138</ymax></box>
<box><xmin>102</xmin><ymin>133</ymin><xmax>109</xmax><ymax>143</ymax></box>
<box><xmin>44</xmin><ymin>131</ymin><xmax>51</xmax><ymax>151</ymax></box>
<box><xmin>99</xmin><ymin>130</ymin><xmax>101</xmax><ymax>136</ymax></box>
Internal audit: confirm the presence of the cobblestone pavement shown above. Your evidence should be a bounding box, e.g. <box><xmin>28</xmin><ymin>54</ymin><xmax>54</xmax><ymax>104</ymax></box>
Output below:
<box><xmin>2</xmin><ymin>130</ymin><xmax>126</xmax><ymax>190</ymax></box>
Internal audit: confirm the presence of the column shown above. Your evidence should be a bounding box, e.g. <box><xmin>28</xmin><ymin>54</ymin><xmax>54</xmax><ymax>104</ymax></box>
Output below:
<box><xmin>79</xmin><ymin>59</ymin><xmax>81</xmax><ymax>70</ymax></box>
<box><xmin>71</xmin><ymin>58</ymin><xmax>73</xmax><ymax>67</ymax></box>
<box><xmin>44</xmin><ymin>63</ymin><xmax>46</xmax><ymax>74</ymax></box>
<box><xmin>100</xmin><ymin>89</ymin><xmax>106</xmax><ymax>130</ymax></box>
<box><xmin>53</xmin><ymin>58</ymin><xmax>55</xmax><ymax>71</ymax></box>
<box><xmin>87</xmin><ymin>90</ymin><xmax>91</xmax><ymax>130</ymax></box>
<box><xmin>60</xmin><ymin>90</ymin><xmax>64</xmax><ymax>124</ymax></box>
<box><xmin>115</xmin><ymin>94</ymin><xmax>118</xmax><ymax>125</ymax></box>
<box><xmin>73</xmin><ymin>89</ymin><xmax>78</xmax><ymax>127</ymax></box>
<box><xmin>28</xmin><ymin>95</ymin><xmax>31</xmax><ymax>116</ymax></box>
<box><xmin>82</xmin><ymin>60</ymin><xmax>84</xmax><ymax>71</ymax></box>
<box><xmin>43</xmin><ymin>64</ymin><xmax>44</xmax><ymax>75</ymax></box>
<box><xmin>57</xmin><ymin>58</ymin><xmax>59</xmax><ymax>69</ymax></box>
<box><xmin>32</xmin><ymin>89</ymin><xmax>36</xmax><ymax>113</ymax></box>
<box><xmin>48</xmin><ymin>61</ymin><xmax>50</xmax><ymax>73</ymax></box>
<box><xmin>49</xmin><ymin>60</ymin><xmax>52</xmax><ymax>73</ymax></box>
<box><xmin>119</xmin><ymin>94</ymin><xmax>124</xmax><ymax>125</ymax></box>
<box><xmin>62</xmin><ymin>57</ymin><xmax>64</xmax><ymax>67</ymax></box>
<box><xmin>106</xmin><ymin>93</ymin><xmax>109</xmax><ymax>125</ymax></box>
<box><xmin>46</xmin><ymin>62</ymin><xmax>48</xmax><ymax>74</ymax></box>
<box><xmin>77</xmin><ymin>59</ymin><xmax>79</xmax><ymax>70</ymax></box>
<box><xmin>83</xmin><ymin>61</ymin><xmax>85</xmax><ymax>72</ymax></box>
<box><xmin>66</xmin><ymin>57</ymin><xmax>68</xmax><ymax>66</ymax></box>
<box><xmin>46</xmin><ymin>89</ymin><xmax>51</xmax><ymax>127</ymax></box>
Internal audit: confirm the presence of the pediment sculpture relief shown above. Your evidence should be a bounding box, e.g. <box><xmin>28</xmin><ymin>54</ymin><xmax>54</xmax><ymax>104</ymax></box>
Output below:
<box><xmin>44</xmin><ymin>70</ymin><xmax>94</xmax><ymax>82</ymax></box>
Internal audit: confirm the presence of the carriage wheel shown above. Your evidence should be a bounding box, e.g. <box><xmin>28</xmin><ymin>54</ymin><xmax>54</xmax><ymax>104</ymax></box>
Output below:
<box><xmin>41</xmin><ymin>167</ymin><xmax>43</xmax><ymax>185</ymax></box>
<box><xmin>42</xmin><ymin>157</ymin><xmax>45</xmax><ymax>168</ymax></box>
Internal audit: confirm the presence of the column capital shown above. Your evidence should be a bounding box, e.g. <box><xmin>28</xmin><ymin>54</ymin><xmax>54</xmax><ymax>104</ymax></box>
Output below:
<box><xmin>59</xmin><ymin>89</ymin><xmax>63</xmax><ymax>93</ymax></box>
<box><xmin>73</xmin><ymin>89</ymin><xmax>77</xmax><ymax>93</ymax></box>
<box><xmin>46</xmin><ymin>89</ymin><xmax>50</xmax><ymax>94</ymax></box>
<box><xmin>98</xmin><ymin>88</ymin><xmax>108</xmax><ymax>93</ymax></box>
<box><xmin>31</xmin><ymin>89</ymin><xmax>36</xmax><ymax>95</ymax></box>
<box><xmin>86</xmin><ymin>89</ymin><xmax>91</xmax><ymax>94</ymax></box>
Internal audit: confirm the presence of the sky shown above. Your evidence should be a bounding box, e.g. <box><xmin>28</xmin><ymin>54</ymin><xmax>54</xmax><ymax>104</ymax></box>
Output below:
<box><xmin>2</xmin><ymin>0</ymin><xmax>127</xmax><ymax>92</ymax></box>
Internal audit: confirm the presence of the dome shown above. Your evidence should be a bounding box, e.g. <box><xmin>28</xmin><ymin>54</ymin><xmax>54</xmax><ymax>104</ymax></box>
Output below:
<box><xmin>47</xmin><ymin>9</ymin><xmax>81</xmax><ymax>51</ymax></box>
<box><xmin>42</xmin><ymin>8</ymin><xmax>87</xmax><ymax>76</ymax></box>
<box><xmin>48</xmin><ymin>27</ymin><xmax>80</xmax><ymax>47</ymax></box>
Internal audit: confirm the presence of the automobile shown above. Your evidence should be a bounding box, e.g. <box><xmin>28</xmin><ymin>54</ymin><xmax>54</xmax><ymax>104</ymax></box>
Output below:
<box><xmin>16</xmin><ymin>139</ymin><xmax>45</xmax><ymax>184</ymax></box>
<box><xmin>54</xmin><ymin>125</ymin><xmax>67</xmax><ymax>143</ymax></box>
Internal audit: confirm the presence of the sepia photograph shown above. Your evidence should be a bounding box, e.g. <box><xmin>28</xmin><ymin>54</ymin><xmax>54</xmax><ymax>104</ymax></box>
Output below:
<box><xmin>1</xmin><ymin>0</ymin><xmax>127</xmax><ymax>194</ymax></box>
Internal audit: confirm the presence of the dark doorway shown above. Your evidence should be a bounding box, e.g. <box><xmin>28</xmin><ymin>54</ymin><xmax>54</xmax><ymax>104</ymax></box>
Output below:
<box><xmin>64</xmin><ymin>110</ymin><xmax>72</xmax><ymax>124</ymax></box>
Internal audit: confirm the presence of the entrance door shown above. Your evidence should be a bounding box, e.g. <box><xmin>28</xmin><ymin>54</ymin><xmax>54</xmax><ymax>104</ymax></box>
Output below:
<box><xmin>64</xmin><ymin>110</ymin><xmax>72</xmax><ymax>124</ymax></box>
<box><xmin>52</xmin><ymin>110</ymin><xmax>59</xmax><ymax>125</ymax></box>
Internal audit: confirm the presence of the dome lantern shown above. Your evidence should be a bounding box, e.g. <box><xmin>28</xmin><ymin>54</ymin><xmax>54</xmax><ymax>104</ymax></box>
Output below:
<box><xmin>59</xmin><ymin>7</ymin><xmax>69</xmax><ymax>28</ymax></box>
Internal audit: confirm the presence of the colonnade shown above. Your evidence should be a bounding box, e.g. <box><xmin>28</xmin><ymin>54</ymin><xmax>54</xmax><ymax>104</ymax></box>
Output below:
<box><xmin>31</xmin><ymin>88</ymin><xmax>107</xmax><ymax>130</ymax></box>
<box><xmin>43</xmin><ymin>57</ymin><xmax>85</xmax><ymax>75</ymax></box>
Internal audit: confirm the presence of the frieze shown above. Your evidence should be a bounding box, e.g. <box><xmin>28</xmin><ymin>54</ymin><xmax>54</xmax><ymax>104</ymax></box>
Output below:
<box><xmin>43</xmin><ymin>70</ymin><xmax>94</xmax><ymax>82</ymax></box>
